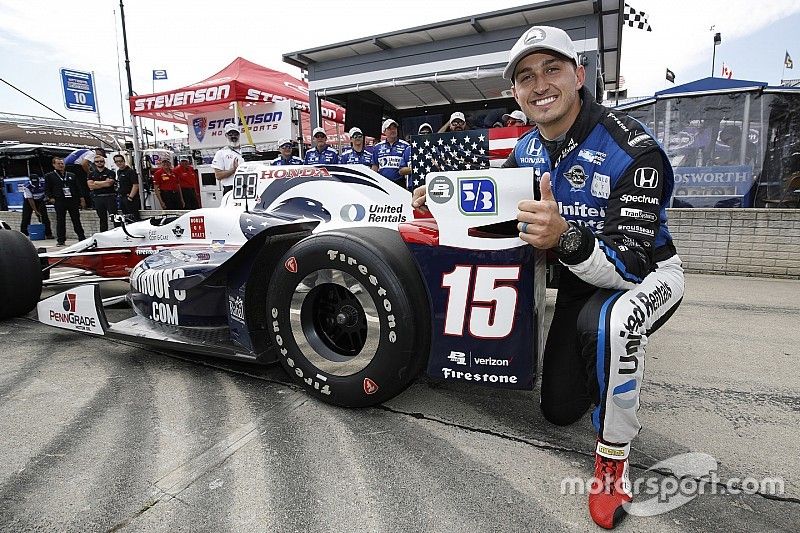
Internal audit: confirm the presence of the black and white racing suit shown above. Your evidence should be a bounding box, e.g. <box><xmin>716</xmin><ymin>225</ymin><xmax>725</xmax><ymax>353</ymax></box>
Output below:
<box><xmin>505</xmin><ymin>87</ymin><xmax>685</xmax><ymax>444</ymax></box>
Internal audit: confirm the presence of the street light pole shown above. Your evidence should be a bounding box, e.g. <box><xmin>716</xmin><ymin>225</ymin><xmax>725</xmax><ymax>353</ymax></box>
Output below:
<box><xmin>711</xmin><ymin>32</ymin><xmax>721</xmax><ymax>77</ymax></box>
<box><xmin>119</xmin><ymin>0</ymin><xmax>146</xmax><ymax>209</ymax></box>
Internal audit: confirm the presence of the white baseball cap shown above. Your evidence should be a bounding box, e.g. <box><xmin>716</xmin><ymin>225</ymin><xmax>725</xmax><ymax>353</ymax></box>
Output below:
<box><xmin>449</xmin><ymin>111</ymin><xmax>465</xmax><ymax>124</ymax></box>
<box><xmin>503</xmin><ymin>25</ymin><xmax>579</xmax><ymax>80</ymax></box>
<box><xmin>312</xmin><ymin>126</ymin><xmax>326</xmax><ymax>137</ymax></box>
<box><xmin>381</xmin><ymin>118</ymin><xmax>398</xmax><ymax>131</ymax></box>
<box><xmin>224</xmin><ymin>123</ymin><xmax>239</xmax><ymax>134</ymax></box>
<box><xmin>502</xmin><ymin>110</ymin><xmax>528</xmax><ymax>123</ymax></box>
<box><xmin>277</xmin><ymin>138</ymin><xmax>293</xmax><ymax>147</ymax></box>
<box><xmin>418</xmin><ymin>122</ymin><xmax>433</xmax><ymax>134</ymax></box>
<box><xmin>348</xmin><ymin>127</ymin><xmax>363</xmax><ymax>137</ymax></box>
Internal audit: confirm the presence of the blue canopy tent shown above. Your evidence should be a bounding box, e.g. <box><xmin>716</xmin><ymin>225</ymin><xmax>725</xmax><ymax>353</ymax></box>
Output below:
<box><xmin>617</xmin><ymin>78</ymin><xmax>800</xmax><ymax>208</ymax></box>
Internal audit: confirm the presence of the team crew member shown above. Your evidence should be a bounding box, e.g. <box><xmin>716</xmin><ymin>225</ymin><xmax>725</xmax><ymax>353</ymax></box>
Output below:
<box><xmin>20</xmin><ymin>174</ymin><xmax>53</xmax><ymax>239</ymax></box>
<box><xmin>371</xmin><ymin>119</ymin><xmax>411</xmax><ymax>189</ymax></box>
<box><xmin>502</xmin><ymin>109</ymin><xmax>528</xmax><ymax>126</ymax></box>
<box><xmin>174</xmin><ymin>156</ymin><xmax>199</xmax><ymax>210</ymax></box>
<box><xmin>418</xmin><ymin>123</ymin><xmax>434</xmax><ymax>135</ymax></box>
<box><xmin>114</xmin><ymin>154</ymin><xmax>140</xmax><ymax>221</ymax></box>
<box><xmin>212</xmin><ymin>123</ymin><xmax>245</xmax><ymax>195</ymax></box>
<box><xmin>413</xmin><ymin>26</ymin><xmax>684</xmax><ymax>529</ymax></box>
<box><xmin>86</xmin><ymin>155</ymin><xmax>118</xmax><ymax>232</ymax></box>
<box><xmin>338</xmin><ymin>127</ymin><xmax>373</xmax><ymax>166</ymax></box>
<box><xmin>153</xmin><ymin>158</ymin><xmax>184</xmax><ymax>210</ymax></box>
<box><xmin>304</xmin><ymin>127</ymin><xmax>338</xmax><ymax>164</ymax></box>
<box><xmin>271</xmin><ymin>139</ymin><xmax>303</xmax><ymax>166</ymax></box>
<box><xmin>437</xmin><ymin>111</ymin><xmax>467</xmax><ymax>133</ymax></box>
<box><xmin>44</xmin><ymin>156</ymin><xmax>86</xmax><ymax>246</ymax></box>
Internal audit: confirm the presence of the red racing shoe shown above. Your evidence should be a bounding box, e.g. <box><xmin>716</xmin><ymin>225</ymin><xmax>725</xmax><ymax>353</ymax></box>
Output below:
<box><xmin>589</xmin><ymin>441</ymin><xmax>632</xmax><ymax>529</ymax></box>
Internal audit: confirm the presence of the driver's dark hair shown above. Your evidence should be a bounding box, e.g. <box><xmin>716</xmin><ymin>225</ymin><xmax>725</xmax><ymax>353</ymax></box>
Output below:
<box><xmin>52</xmin><ymin>156</ymin><xmax>64</xmax><ymax>164</ymax></box>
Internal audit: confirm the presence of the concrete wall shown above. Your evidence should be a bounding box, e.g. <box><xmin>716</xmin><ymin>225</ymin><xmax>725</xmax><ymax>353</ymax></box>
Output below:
<box><xmin>3</xmin><ymin>208</ymin><xmax>799</xmax><ymax>279</ymax></box>
<box><xmin>667</xmin><ymin>209</ymin><xmax>800</xmax><ymax>279</ymax></box>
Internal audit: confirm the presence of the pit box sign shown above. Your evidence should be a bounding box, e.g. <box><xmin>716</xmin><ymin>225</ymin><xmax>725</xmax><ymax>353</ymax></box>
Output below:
<box><xmin>60</xmin><ymin>68</ymin><xmax>97</xmax><ymax>113</ymax></box>
<box><xmin>671</xmin><ymin>165</ymin><xmax>754</xmax><ymax>208</ymax></box>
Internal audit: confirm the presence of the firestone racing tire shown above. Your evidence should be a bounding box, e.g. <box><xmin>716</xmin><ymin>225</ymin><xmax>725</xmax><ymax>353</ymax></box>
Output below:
<box><xmin>266</xmin><ymin>227</ymin><xmax>430</xmax><ymax>407</ymax></box>
<box><xmin>0</xmin><ymin>229</ymin><xmax>43</xmax><ymax>319</ymax></box>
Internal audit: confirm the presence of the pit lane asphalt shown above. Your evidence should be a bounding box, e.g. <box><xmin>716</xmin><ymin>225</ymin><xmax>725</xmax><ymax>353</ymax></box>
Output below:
<box><xmin>1</xmin><ymin>272</ymin><xmax>798</xmax><ymax>532</ymax></box>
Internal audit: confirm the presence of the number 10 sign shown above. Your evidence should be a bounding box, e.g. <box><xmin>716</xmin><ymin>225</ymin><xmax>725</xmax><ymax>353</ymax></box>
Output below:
<box><xmin>60</xmin><ymin>68</ymin><xmax>97</xmax><ymax>113</ymax></box>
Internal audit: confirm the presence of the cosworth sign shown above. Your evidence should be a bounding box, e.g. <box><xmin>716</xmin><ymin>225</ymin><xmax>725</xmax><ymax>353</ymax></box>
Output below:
<box><xmin>186</xmin><ymin>100</ymin><xmax>292</xmax><ymax>150</ymax></box>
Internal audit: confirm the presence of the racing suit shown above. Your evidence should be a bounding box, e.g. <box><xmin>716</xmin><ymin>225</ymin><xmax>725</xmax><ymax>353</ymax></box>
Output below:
<box><xmin>505</xmin><ymin>87</ymin><xmax>684</xmax><ymax>444</ymax></box>
<box><xmin>271</xmin><ymin>155</ymin><xmax>303</xmax><ymax>166</ymax></box>
<box><xmin>303</xmin><ymin>146</ymin><xmax>338</xmax><ymax>165</ymax></box>
<box><xmin>339</xmin><ymin>147</ymin><xmax>374</xmax><ymax>167</ymax></box>
<box><xmin>372</xmin><ymin>139</ymin><xmax>411</xmax><ymax>189</ymax></box>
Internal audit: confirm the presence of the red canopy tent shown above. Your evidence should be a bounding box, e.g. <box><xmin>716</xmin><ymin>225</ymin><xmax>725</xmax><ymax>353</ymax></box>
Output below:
<box><xmin>128</xmin><ymin>57</ymin><xmax>347</xmax><ymax>144</ymax></box>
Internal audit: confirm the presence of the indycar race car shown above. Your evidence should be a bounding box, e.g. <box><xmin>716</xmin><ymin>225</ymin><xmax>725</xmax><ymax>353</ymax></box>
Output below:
<box><xmin>0</xmin><ymin>164</ymin><xmax>545</xmax><ymax>407</ymax></box>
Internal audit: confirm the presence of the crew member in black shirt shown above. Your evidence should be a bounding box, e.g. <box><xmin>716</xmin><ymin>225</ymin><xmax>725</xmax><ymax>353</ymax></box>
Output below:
<box><xmin>87</xmin><ymin>155</ymin><xmax>118</xmax><ymax>231</ymax></box>
<box><xmin>44</xmin><ymin>156</ymin><xmax>87</xmax><ymax>246</ymax></box>
<box><xmin>113</xmin><ymin>154</ymin><xmax>140</xmax><ymax>221</ymax></box>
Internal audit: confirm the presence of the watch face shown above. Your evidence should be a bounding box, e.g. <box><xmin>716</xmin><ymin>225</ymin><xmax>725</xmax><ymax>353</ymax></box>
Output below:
<box><xmin>560</xmin><ymin>226</ymin><xmax>582</xmax><ymax>254</ymax></box>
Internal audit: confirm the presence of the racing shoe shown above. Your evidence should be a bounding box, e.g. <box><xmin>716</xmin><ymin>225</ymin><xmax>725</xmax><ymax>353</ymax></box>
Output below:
<box><xmin>589</xmin><ymin>441</ymin><xmax>632</xmax><ymax>529</ymax></box>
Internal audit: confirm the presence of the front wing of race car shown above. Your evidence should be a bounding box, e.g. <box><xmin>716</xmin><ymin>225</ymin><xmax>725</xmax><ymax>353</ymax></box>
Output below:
<box><xmin>37</xmin><ymin>283</ymin><xmax>265</xmax><ymax>362</ymax></box>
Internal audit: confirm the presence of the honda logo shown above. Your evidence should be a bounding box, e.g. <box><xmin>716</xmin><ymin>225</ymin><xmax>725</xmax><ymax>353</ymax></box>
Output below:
<box><xmin>633</xmin><ymin>167</ymin><xmax>659</xmax><ymax>189</ymax></box>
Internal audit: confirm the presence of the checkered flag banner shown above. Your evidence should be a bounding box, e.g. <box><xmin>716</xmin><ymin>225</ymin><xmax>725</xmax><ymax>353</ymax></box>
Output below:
<box><xmin>409</xmin><ymin>130</ymin><xmax>490</xmax><ymax>188</ymax></box>
<box><xmin>623</xmin><ymin>3</ymin><xmax>652</xmax><ymax>32</ymax></box>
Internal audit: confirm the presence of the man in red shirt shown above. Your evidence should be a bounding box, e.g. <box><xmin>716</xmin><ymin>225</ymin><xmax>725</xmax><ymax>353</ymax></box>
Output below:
<box><xmin>152</xmin><ymin>158</ymin><xmax>184</xmax><ymax>210</ymax></box>
<box><xmin>174</xmin><ymin>156</ymin><xmax>199</xmax><ymax>209</ymax></box>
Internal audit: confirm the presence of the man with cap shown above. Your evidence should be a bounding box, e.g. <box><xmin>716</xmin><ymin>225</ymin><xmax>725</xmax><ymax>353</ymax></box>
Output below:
<box><xmin>339</xmin><ymin>127</ymin><xmax>373</xmax><ymax>167</ymax></box>
<box><xmin>174</xmin><ymin>156</ymin><xmax>199</xmax><ymax>210</ymax></box>
<box><xmin>304</xmin><ymin>127</ymin><xmax>338</xmax><ymax>164</ymax></box>
<box><xmin>412</xmin><ymin>25</ymin><xmax>683</xmax><ymax>529</ymax></box>
<box><xmin>271</xmin><ymin>139</ymin><xmax>303</xmax><ymax>166</ymax></box>
<box><xmin>438</xmin><ymin>111</ymin><xmax>468</xmax><ymax>133</ymax></box>
<box><xmin>212</xmin><ymin>123</ymin><xmax>245</xmax><ymax>195</ymax></box>
<box><xmin>371</xmin><ymin>118</ymin><xmax>412</xmax><ymax>189</ymax></box>
<box><xmin>418</xmin><ymin>123</ymin><xmax>433</xmax><ymax>135</ymax></box>
<box><xmin>502</xmin><ymin>109</ymin><xmax>528</xmax><ymax>127</ymax></box>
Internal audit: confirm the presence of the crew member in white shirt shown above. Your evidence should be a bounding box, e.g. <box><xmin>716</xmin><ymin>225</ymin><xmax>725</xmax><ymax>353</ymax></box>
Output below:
<box><xmin>212</xmin><ymin>123</ymin><xmax>245</xmax><ymax>195</ymax></box>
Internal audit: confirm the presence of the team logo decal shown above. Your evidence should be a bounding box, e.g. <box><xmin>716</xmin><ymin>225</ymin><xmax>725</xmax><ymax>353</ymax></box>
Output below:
<box><xmin>564</xmin><ymin>165</ymin><xmax>588</xmax><ymax>190</ymax></box>
<box><xmin>428</xmin><ymin>176</ymin><xmax>454</xmax><ymax>204</ymax></box>
<box><xmin>285</xmin><ymin>257</ymin><xmax>298</xmax><ymax>273</ymax></box>
<box><xmin>172</xmin><ymin>224</ymin><xmax>185</xmax><ymax>238</ymax></box>
<box><xmin>524</xmin><ymin>27</ymin><xmax>547</xmax><ymax>44</ymax></box>
<box><xmin>459</xmin><ymin>177</ymin><xmax>497</xmax><ymax>215</ymax></box>
<box><xmin>340</xmin><ymin>204</ymin><xmax>366</xmax><ymax>222</ymax></box>
<box><xmin>190</xmin><ymin>216</ymin><xmax>206</xmax><ymax>239</ymax></box>
<box><xmin>192</xmin><ymin>117</ymin><xmax>208</xmax><ymax>142</ymax></box>
<box><xmin>634</xmin><ymin>167</ymin><xmax>659</xmax><ymax>188</ymax></box>
<box><xmin>526</xmin><ymin>137</ymin><xmax>543</xmax><ymax>156</ymax></box>
<box><xmin>363</xmin><ymin>377</ymin><xmax>379</xmax><ymax>395</ymax></box>
<box><xmin>63</xmin><ymin>293</ymin><xmax>77</xmax><ymax>312</ymax></box>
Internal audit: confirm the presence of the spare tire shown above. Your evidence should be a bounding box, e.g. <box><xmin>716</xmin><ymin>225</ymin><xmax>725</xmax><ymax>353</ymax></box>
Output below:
<box><xmin>267</xmin><ymin>227</ymin><xmax>430</xmax><ymax>407</ymax></box>
<box><xmin>0</xmin><ymin>230</ymin><xmax>43</xmax><ymax>319</ymax></box>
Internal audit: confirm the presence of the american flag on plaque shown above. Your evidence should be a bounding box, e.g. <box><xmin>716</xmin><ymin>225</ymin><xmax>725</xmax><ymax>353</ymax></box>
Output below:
<box><xmin>409</xmin><ymin>126</ymin><xmax>532</xmax><ymax>188</ymax></box>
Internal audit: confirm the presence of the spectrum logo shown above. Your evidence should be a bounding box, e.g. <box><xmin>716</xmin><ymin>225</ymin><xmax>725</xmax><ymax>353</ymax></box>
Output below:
<box><xmin>63</xmin><ymin>293</ymin><xmax>77</xmax><ymax>312</ymax></box>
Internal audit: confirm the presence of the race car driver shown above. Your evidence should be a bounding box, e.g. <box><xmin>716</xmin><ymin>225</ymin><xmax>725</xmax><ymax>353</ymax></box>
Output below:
<box><xmin>412</xmin><ymin>25</ymin><xmax>684</xmax><ymax>529</ymax></box>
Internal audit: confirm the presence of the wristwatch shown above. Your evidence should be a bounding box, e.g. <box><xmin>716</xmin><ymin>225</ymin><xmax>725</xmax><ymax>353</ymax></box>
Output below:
<box><xmin>556</xmin><ymin>221</ymin><xmax>583</xmax><ymax>255</ymax></box>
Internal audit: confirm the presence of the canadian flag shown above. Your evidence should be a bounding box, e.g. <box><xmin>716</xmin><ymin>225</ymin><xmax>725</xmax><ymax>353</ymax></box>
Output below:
<box><xmin>158</xmin><ymin>127</ymin><xmax>169</xmax><ymax>136</ymax></box>
<box><xmin>721</xmin><ymin>63</ymin><xmax>733</xmax><ymax>79</ymax></box>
